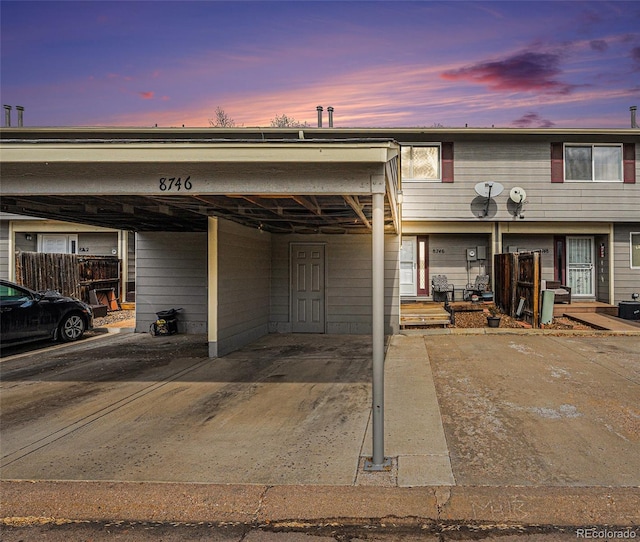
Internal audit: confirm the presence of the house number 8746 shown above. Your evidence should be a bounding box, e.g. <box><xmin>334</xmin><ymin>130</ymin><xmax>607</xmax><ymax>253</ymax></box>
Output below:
<box><xmin>159</xmin><ymin>176</ymin><xmax>192</xmax><ymax>191</ymax></box>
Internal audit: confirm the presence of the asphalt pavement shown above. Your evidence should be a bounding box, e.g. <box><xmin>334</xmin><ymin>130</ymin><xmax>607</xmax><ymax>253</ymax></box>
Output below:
<box><xmin>1</xmin><ymin>329</ymin><xmax>639</xmax><ymax>537</ymax></box>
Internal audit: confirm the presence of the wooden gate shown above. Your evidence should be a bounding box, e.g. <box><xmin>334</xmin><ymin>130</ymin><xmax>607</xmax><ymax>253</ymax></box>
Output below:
<box><xmin>494</xmin><ymin>251</ymin><xmax>541</xmax><ymax>328</ymax></box>
<box><xmin>15</xmin><ymin>252</ymin><xmax>121</xmax><ymax>304</ymax></box>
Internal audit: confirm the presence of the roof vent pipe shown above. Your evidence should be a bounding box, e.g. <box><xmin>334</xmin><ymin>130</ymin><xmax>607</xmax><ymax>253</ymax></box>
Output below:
<box><xmin>316</xmin><ymin>105</ymin><xmax>323</xmax><ymax>128</ymax></box>
<box><xmin>631</xmin><ymin>106</ymin><xmax>638</xmax><ymax>129</ymax></box>
<box><xmin>16</xmin><ymin>106</ymin><xmax>24</xmax><ymax>127</ymax></box>
<box><xmin>327</xmin><ymin>106</ymin><xmax>334</xmax><ymax>128</ymax></box>
<box><xmin>3</xmin><ymin>105</ymin><xmax>11</xmax><ymax>127</ymax></box>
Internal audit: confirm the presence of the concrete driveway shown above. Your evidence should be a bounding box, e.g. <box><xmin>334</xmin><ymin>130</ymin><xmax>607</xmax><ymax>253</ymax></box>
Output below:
<box><xmin>1</xmin><ymin>333</ymin><xmax>374</xmax><ymax>485</ymax></box>
<box><xmin>1</xmin><ymin>331</ymin><xmax>639</xmax><ymax>488</ymax></box>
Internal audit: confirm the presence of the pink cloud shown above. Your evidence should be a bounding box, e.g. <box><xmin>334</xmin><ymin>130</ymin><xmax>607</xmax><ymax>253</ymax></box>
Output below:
<box><xmin>139</xmin><ymin>91</ymin><xmax>154</xmax><ymax>100</ymax></box>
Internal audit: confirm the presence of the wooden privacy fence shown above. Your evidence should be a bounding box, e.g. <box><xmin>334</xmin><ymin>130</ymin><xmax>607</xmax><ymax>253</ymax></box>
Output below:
<box><xmin>15</xmin><ymin>252</ymin><xmax>121</xmax><ymax>304</ymax></box>
<box><xmin>494</xmin><ymin>251</ymin><xmax>541</xmax><ymax>328</ymax></box>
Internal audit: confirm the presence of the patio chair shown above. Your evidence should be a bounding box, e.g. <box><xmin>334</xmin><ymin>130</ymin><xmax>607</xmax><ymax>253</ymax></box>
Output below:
<box><xmin>463</xmin><ymin>274</ymin><xmax>490</xmax><ymax>301</ymax></box>
<box><xmin>543</xmin><ymin>280</ymin><xmax>572</xmax><ymax>304</ymax></box>
<box><xmin>431</xmin><ymin>274</ymin><xmax>454</xmax><ymax>303</ymax></box>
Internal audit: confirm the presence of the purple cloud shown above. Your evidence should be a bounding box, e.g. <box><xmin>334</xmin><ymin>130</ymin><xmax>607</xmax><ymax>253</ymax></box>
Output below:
<box><xmin>589</xmin><ymin>40</ymin><xmax>608</xmax><ymax>52</ymax></box>
<box><xmin>441</xmin><ymin>51</ymin><xmax>575</xmax><ymax>95</ymax></box>
<box><xmin>632</xmin><ymin>46</ymin><xmax>640</xmax><ymax>69</ymax></box>
<box><xmin>511</xmin><ymin>112</ymin><xmax>555</xmax><ymax>128</ymax></box>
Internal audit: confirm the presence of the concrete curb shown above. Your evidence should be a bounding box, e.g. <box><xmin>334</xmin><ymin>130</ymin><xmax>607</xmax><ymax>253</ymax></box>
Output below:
<box><xmin>2</xmin><ymin>481</ymin><xmax>639</xmax><ymax>529</ymax></box>
<box><xmin>401</xmin><ymin>328</ymin><xmax>640</xmax><ymax>336</ymax></box>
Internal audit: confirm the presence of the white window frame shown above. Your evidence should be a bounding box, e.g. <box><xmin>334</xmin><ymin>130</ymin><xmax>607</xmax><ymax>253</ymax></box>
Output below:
<box><xmin>564</xmin><ymin>143</ymin><xmax>623</xmax><ymax>183</ymax></box>
<box><xmin>631</xmin><ymin>232</ymin><xmax>640</xmax><ymax>269</ymax></box>
<box><xmin>400</xmin><ymin>143</ymin><xmax>442</xmax><ymax>182</ymax></box>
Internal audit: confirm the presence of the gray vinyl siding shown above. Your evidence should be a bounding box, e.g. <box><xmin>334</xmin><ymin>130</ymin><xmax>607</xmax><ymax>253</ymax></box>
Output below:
<box><xmin>427</xmin><ymin>234</ymin><xmax>491</xmax><ymax>298</ymax></box>
<box><xmin>13</xmin><ymin>231</ymin><xmax>118</xmax><ymax>256</ymax></box>
<box><xmin>77</xmin><ymin>232</ymin><xmax>119</xmax><ymax>255</ymax></box>
<box><xmin>216</xmin><ymin>219</ymin><xmax>271</xmax><ymax>356</ymax></box>
<box><xmin>14</xmin><ymin>234</ymin><xmax>37</xmax><ymax>253</ymax></box>
<box><xmin>270</xmin><ymin>233</ymin><xmax>399</xmax><ymax>335</ymax></box>
<box><xmin>135</xmin><ymin>232</ymin><xmax>207</xmax><ymax>334</ymax></box>
<box><xmin>593</xmin><ymin>234</ymin><xmax>610</xmax><ymax>303</ymax></box>
<box><xmin>127</xmin><ymin>231</ymin><xmax>135</xmax><ymax>286</ymax></box>
<box><xmin>402</xmin><ymin>141</ymin><xmax>639</xmax><ymax>223</ymax></box>
<box><xmin>613</xmin><ymin>224</ymin><xmax>640</xmax><ymax>304</ymax></box>
<box><xmin>501</xmin><ymin>235</ymin><xmax>555</xmax><ymax>279</ymax></box>
<box><xmin>0</xmin><ymin>220</ymin><xmax>8</xmax><ymax>279</ymax></box>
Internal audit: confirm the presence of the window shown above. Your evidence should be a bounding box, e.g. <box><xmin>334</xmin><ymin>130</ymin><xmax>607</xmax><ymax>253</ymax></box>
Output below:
<box><xmin>631</xmin><ymin>232</ymin><xmax>640</xmax><ymax>269</ymax></box>
<box><xmin>564</xmin><ymin>144</ymin><xmax>623</xmax><ymax>182</ymax></box>
<box><xmin>401</xmin><ymin>145</ymin><xmax>440</xmax><ymax>181</ymax></box>
<box><xmin>400</xmin><ymin>142</ymin><xmax>454</xmax><ymax>182</ymax></box>
<box><xmin>0</xmin><ymin>284</ymin><xmax>30</xmax><ymax>302</ymax></box>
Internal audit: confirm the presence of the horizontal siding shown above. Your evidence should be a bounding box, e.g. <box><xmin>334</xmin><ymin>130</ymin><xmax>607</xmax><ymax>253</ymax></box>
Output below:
<box><xmin>216</xmin><ymin>219</ymin><xmax>270</xmax><ymax>354</ymax></box>
<box><xmin>424</xmin><ymin>234</ymin><xmax>491</xmax><ymax>298</ymax></box>
<box><xmin>135</xmin><ymin>232</ymin><xmax>207</xmax><ymax>334</ymax></box>
<box><xmin>613</xmin><ymin>224</ymin><xmax>640</xmax><ymax>304</ymax></box>
<box><xmin>402</xmin><ymin>141</ymin><xmax>640</xmax><ymax>223</ymax></box>
<box><xmin>270</xmin><ymin>233</ymin><xmax>399</xmax><ymax>334</ymax></box>
<box><xmin>0</xmin><ymin>220</ymin><xmax>8</xmax><ymax>279</ymax></box>
<box><xmin>77</xmin><ymin>232</ymin><xmax>119</xmax><ymax>256</ymax></box>
<box><xmin>501</xmin><ymin>235</ymin><xmax>554</xmax><ymax>279</ymax></box>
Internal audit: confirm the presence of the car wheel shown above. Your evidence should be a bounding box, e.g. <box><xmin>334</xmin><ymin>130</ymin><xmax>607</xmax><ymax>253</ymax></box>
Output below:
<box><xmin>59</xmin><ymin>313</ymin><xmax>86</xmax><ymax>342</ymax></box>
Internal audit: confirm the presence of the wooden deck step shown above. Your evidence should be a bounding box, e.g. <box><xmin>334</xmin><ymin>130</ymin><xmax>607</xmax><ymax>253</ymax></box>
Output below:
<box><xmin>564</xmin><ymin>312</ymin><xmax>640</xmax><ymax>332</ymax></box>
<box><xmin>401</xmin><ymin>302</ymin><xmax>451</xmax><ymax>328</ymax></box>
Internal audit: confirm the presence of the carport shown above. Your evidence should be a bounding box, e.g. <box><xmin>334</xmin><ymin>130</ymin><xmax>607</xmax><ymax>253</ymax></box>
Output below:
<box><xmin>0</xmin><ymin>126</ymin><xmax>401</xmax><ymax>468</ymax></box>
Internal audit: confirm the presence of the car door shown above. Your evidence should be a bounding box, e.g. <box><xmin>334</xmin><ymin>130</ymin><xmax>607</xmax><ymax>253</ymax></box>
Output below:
<box><xmin>0</xmin><ymin>284</ymin><xmax>50</xmax><ymax>344</ymax></box>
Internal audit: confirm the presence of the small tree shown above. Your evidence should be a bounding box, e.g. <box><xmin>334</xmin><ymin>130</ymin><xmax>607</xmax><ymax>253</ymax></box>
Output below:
<box><xmin>270</xmin><ymin>113</ymin><xmax>309</xmax><ymax>128</ymax></box>
<box><xmin>209</xmin><ymin>107</ymin><xmax>236</xmax><ymax>127</ymax></box>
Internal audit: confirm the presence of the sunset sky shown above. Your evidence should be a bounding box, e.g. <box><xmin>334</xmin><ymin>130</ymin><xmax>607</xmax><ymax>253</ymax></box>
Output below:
<box><xmin>1</xmin><ymin>1</ymin><xmax>639</xmax><ymax>129</ymax></box>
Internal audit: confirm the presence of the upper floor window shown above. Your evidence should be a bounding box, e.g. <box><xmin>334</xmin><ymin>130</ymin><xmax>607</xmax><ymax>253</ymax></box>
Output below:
<box><xmin>565</xmin><ymin>144</ymin><xmax>623</xmax><ymax>182</ymax></box>
<box><xmin>400</xmin><ymin>142</ymin><xmax>454</xmax><ymax>182</ymax></box>
<box><xmin>551</xmin><ymin>142</ymin><xmax>635</xmax><ymax>184</ymax></box>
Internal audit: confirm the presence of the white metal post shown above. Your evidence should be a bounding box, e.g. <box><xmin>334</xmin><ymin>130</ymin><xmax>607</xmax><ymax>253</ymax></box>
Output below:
<box><xmin>364</xmin><ymin>190</ymin><xmax>391</xmax><ymax>471</ymax></box>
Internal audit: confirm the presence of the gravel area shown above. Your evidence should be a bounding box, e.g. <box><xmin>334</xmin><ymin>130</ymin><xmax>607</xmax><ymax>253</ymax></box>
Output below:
<box><xmin>94</xmin><ymin>309</ymin><xmax>135</xmax><ymax>327</ymax></box>
<box><xmin>451</xmin><ymin>308</ymin><xmax>596</xmax><ymax>330</ymax></box>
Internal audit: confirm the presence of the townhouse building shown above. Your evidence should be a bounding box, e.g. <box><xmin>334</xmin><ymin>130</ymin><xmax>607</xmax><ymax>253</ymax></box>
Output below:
<box><xmin>1</xmin><ymin>125</ymin><xmax>637</xmax><ymax>356</ymax></box>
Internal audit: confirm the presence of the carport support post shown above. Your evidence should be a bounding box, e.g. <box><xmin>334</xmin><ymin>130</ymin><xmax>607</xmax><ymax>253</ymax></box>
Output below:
<box><xmin>364</xmin><ymin>189</ymin><xmax>391</xmax><ymax>471</ymax></box>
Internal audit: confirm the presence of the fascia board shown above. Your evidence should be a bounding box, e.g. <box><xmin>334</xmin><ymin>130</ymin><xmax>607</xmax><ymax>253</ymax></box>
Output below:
<box><xmin>0</xmin><ymin>142</ymin><xmax>398</xmax><ymax>164</ymax></box>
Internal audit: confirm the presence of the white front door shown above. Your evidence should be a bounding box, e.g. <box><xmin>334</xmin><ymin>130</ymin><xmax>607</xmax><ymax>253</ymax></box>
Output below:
<box><xmin>38</xmin><ymin>234</ymin><xmax>78</xmax><ymax>254</ymax></box>
<box><xmin>400</xmin><ymin>237</ymin><xmax>416</xmax><ymax>297</ymax></box>
<box><xmin>291</xmin><ymin>244</ymin><xmax>325</xmax><ymax>333</ymax></box>
<box><xmin>567</xmin><ymin>236</ymin><xmax>595</xmax><ymax>297</ymax></box>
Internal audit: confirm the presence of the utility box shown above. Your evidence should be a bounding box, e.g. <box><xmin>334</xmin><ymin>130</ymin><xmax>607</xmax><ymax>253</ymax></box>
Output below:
<box><xmin>541</xmin><ymin>290</ymin><xmax>555</xmax><ymax>324</ymax></box>
<box><xmin>476</xmin><ymin>246</ymin><xmax>487</xmax><ymax>260</ymax></box>
<box><xmin>466</xmin><ymin>248</ymin><xmax>477</xmax><ymax>261</ymax></box>
<box><xmin>618</xmin><ymin>301</ymin><xmax>640</xmax><ymax>320</ymax></box>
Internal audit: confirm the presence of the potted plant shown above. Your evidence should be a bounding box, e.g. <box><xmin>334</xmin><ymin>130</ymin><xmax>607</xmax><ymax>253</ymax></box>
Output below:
<box><xmin>487</xmin><ymin>305</ymin><xmax>501</xmax><ymax>328</ymax></box>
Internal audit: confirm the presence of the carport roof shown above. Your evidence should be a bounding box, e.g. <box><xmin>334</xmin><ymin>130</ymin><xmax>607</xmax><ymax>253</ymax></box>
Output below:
<box><xmin>0</xmin><ymin>128</ymin><xmax>400</xmax><ymax>234</ymax></box>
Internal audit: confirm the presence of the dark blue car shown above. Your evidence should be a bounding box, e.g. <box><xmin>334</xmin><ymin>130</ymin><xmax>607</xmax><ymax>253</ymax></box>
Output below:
<box><xmin>0</xmin><ymin>279</ymin><xmax>93</xmax><ymax>348</ymax></box>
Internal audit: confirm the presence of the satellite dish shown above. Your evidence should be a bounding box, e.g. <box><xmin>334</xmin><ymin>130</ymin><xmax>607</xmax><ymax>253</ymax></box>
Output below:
<box><xmin>474</xmin><ymin>181</ymin><xmax>504</xmax><ymax>198</ymax></box>
<box><xmin>510</xmin><ymin>187</ymin><xmax>527</xmax><ymax>203</ymax></box>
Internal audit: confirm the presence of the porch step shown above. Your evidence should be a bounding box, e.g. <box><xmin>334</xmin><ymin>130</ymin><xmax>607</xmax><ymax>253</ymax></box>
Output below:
<box><xmin>563</xmin><ymin>312</ymin><xmax>640</xmax><ymax>332</ymax></box>
<box><xmin>401</xmin><ymin>302</ymin><xmax>451</xmax><ymax>328</ymax></box>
